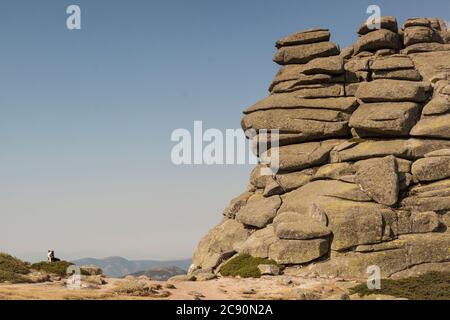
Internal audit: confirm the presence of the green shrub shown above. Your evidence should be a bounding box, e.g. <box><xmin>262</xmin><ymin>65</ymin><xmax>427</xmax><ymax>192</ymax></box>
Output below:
<box><xmin>350</xmin><ymin>271</ymin><xmax>450</xmax><ymax>300</ymax></box>
<box><xmin>0</xmin><ymin>253</ymin><xmax>30</xmax><ymax>275</ymax></box>
<box><xmin>0</xmin><ymin>270</ymin><xmax>29</xmax><ymax>283</ymax></box>
<box><xmin>31</xmin><ymin>261</ymin><xmax>75</xmax><ymax>276</ymax></box>
<box><xmin>220</xmin><ymin>254</ymin><xmax>278</xmax><ymax>278</ymax></box>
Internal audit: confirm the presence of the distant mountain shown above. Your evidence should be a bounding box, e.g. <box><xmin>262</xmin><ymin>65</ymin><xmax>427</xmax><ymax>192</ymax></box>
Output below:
<box><xmin>71</xmin><ymin>256</ymin><xmax>191</xmax><ymax>278</ymax></box>
<box><xmin>130</xmin><ymin>266</ymin><xmax>186</xmax><ymax>281</ymax></box>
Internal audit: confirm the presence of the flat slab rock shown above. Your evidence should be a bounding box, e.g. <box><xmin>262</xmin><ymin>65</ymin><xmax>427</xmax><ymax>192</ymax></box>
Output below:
<box><xmin>276</xmin><ymin>28</ymin><xmax>331</xmax><ymax>48</ymax></box>
<box><xmin>370</xmin><ymin>55</ymin><xmax>414</xmax><ymax>71</ymax></box>
<box><xmin>355</xmin><ymin>79</ymin><xmax>431</xmax><ymax>103</ymax></box>
<box><xmin>330</xmin><ymin>138</ymin><xmax>450</xmax><ymax>163</ymax></box>
<box><xmin>273</xmin><ymin>41</ymin><xmax>340</xmax><ymax>65</ymax></box>
<box><xmin>244</xmin><ymin>94</ymin><xmax>358</xmax><ymax>114</ymax></box>
<box><xmin>349</xmin><ymin>102</ymin><xmax>421</xmax><ymax>136</ymax></box>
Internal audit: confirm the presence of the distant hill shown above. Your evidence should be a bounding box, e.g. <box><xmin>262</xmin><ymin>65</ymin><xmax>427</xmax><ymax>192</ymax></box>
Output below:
<box><xmin>130</xmin><ymin>266</ymin><xmax>186</xmax><ymax>281</ymax></box>
<box><xmin>71</xmin><ymin>256</ymin><xmax>191</xmax><ymax>278</ymax></box>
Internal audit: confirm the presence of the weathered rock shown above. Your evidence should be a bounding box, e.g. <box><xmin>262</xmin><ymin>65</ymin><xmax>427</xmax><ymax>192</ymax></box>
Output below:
<box><xmin>272</xmin><ymin>83</ymin><xmax>345</xmax><ymax>97</ymax></box>
<box><xmin>241</xmin><ymin>108</ymin><xmax>350</xmax><ymax>134</ymax></box>
<box><xmin>192</xmin><ymin>219</ymin><xmax>250</xmax><ymax>270</ymax></box>
<box><xmin>275</xmin><ymin>170</ymin><xmax>314</xmax><ymax>192</ymax></box>
<box><xmin>425</xmin><ymin>149</ymin><xmax>450</xmax><ymax>157</ymax></box>
<box><xmin>274</xmin><ymin>42</ymin><xmax>340</xmax><ymax>65</ymax></box>
<box><xmin>331</xmin><ymin>139</ymin><xmax>450</xmax><ymax>163</ymax></box>
<box><xmin>349</xmin><ymin>102</ymin><xmax>421</xmax><ymax>136</ymax></box>
<box><xmin>371</xmin><ymin>55</ymin><xmax>414</xmax><ymax>70</ymax></box>
<box><xmin>410</xmin><ymin>211</ymin><xmax>441</xmax><ymax>233</ymax></box>
<box><xmin>354</xmin><ymin>156</ymin><xmax>399</xmax><ymax>206</ymax></box>
<box><xmin>403</xmin><ymin>26</ymin><xmax>443</xmax><ymax>46</ymax></box>
<box><xmin>411</xmin><ymin>156</ymin><xmax>450</xmax><ymax>182</ymax></box>
<box><xmin>402</xmin><ymin>42</ymin><xmax>450</xmax><ymax>54</ymax></box>
<box><xmin>421</xmin><ymin>97</ymin><xmax>450</xmax><ymax>115</ymax></box>
<box><xmin>356</xmin><ymin>80</ymin><xmax>431</xmax><ymax>103</ymax></box>
<box><xmin>80</xmin><ymin>265</ymin><xmax>103</xmax><ymax>276</ymax></box>
<box><xmin>372</xmin><ymin>69</ymin><xmax>422</xmax><ymax>81</ymax></box>
<box><xmin>236</xmin><ymin>195</ymin><xmax>281</xmax><ymax>228</ymax></box>
<box><xmin>410</xmin><ymin>114</ymin><xmax>450</xmax><ymax>139</ymax></box>
<box><xmin>258</xmin><ymin>264</ymin><xmax>280</xmax><ymax>276</ymax></box>
<box><xmin>403</xmin><ymin>18</ymin><xmax>432</xmax><ymax>28</ymax></box>
<box><xmin>410</xmin><ymin>51</ymin><xmax>450</xmax><ymax>81</ymax></box>
<box><xmin>273</xmin><ymin>212</ymin><xmax>331</xmax><ymax>240</ymax></box>
<box><xmin>263</xmin><ymin>179</ymin><xmax>284</xmax><ymax>197</ymax></box>
<box><xmin>312</xmin><ymin>163</ymin><xmax>355</xmax><ymax>180</ymax></box>
<box><xmin>276</xmin><ymin>28</ymin><xmax>331</xmax><ymax>48</ymax></box>
<box><xmin>353</xmin><ymin>29</ymin><xmax>402</xmax><ymax>54</ymax></box>
<box><xmin>268</xmin><ymin>238</ymin><xmax>329</xmax><ymax>264</ymax></box>
<box><xmin>223</xmin><ymin>191</ymin><xmax>253</xmax><ymax>218</ymax></box>
<box><xmin>239</xmin><ymin>226</ymin><xmax>277</xmax><ymax>258</ymax></box>
<box><xmin>261</xmin><ymin>139</ymin><xmax>343</xmax><ymax>172</ymax></box>
<box><xmin>401</xmin><ymin>179</ymin><xmax>450</xmax><ymax>211</ymax></box>
<box><xmin>302</xmin><ymin>56</ymin><xmax>344</xmax><ymax>75</ymax></box>
<box><xmin>193</xmin><ymin>18</ymin><xmax>450</xmax><ymax>275</ymax></box>
<box><xmin>357</xmin><ymin>16</ymin><xmax>398</xmax><ymax>35</ymax></box>
<box><xmin>244</xmin><ymin>95</ymin><xmax>358</xmax><ymax>114</ymax></box>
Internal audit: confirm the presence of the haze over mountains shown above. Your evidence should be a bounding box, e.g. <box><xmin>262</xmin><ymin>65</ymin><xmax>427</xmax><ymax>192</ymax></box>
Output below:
<box><xmin>72</xmin><ymin>256</ymin><xmax>191</xmax><ymax>278</ymax></box>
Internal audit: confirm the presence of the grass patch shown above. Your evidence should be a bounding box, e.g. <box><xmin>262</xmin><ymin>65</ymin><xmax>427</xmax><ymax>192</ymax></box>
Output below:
<box><xmin>0</xmin><ymin>253</ymin><xmax>30</xmax><ymax>275</ymax></box>
<box><xmin>31</xmin><ymin>261</ymin><xmax>92</xmax><ymax>277</ymax></box>
<box><xmin>220</xmin><ymin>254</ymin><xmax>278</xmax><ymax>278</ymax></box>
<box><xmin>31</xmin><ymin>261</ymin><xmax>75</xmax><ymax>276</ymax></box>
<box><xmin>350</xmin><ymin>272</ymin><xmax>450</xmax><ymax>300</ymax></box>
<box><xmin>0</xmin><ymin>270</ymin><xmax>29</xmax><ymax>283</ymax></box>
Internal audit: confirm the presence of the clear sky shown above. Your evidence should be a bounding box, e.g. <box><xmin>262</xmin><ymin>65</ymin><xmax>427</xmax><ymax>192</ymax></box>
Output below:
<box><xmin>1</xmin><ymin>0</ymin><xmax>449</xmax><ymax>262</ymax></box>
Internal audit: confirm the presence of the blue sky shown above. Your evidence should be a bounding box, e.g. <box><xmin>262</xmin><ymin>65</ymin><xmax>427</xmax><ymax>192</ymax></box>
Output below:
<box><xmin>0</xmin><ymin>0</ymin><xmax>449</xmax><ymax>262</ymax></box>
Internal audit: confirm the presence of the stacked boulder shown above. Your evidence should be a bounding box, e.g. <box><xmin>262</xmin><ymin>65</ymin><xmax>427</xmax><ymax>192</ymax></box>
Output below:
<box><xmin>191</xmin><ymin>17</ymin><xmax>450</xmax><ymax>279</ymax></box>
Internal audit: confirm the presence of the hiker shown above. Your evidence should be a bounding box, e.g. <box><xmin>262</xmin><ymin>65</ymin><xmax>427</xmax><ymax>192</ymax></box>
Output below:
<box><xmin>47</xmin><ymin>250</ymin><xmax>60</xmax><ymax>262</ymax></box>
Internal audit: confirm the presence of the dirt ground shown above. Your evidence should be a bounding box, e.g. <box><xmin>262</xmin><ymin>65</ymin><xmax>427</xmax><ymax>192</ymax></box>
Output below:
<box><xmin>0</xmin><ymin>275</ymin><xmax>400</xmax><ymax>300</ymax></box>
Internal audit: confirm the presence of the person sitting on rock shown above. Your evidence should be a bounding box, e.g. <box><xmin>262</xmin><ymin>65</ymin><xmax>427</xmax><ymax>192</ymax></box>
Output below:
<box><xmin>47</xmin><ymin>250</ymin><xmax>60</xmax><ymax>263</ymax></box>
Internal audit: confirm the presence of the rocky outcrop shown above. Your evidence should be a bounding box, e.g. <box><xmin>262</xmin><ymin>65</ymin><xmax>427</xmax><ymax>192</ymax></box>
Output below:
<box><xmin>191</xmin><ymin>17</ymin><xmax>450</xmax><ymax>279</ymax></box>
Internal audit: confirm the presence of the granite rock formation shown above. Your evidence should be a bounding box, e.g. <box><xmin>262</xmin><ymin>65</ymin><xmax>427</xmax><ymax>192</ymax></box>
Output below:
<box><xmin>191</xmin><ymin>17</ymin><xmax>450</xmax><ymax>279</ymax></box>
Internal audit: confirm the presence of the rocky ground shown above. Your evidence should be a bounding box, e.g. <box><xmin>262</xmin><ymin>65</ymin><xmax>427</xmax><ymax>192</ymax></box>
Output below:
<box><xmin>0</xmin><ymin>274</ymin><xmax>403</xmax><ymax>300</ymax></box>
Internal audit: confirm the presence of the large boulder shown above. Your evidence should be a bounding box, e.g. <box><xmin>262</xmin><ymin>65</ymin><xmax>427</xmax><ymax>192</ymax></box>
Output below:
<box><xmin>273</xmin><ymin>212</ymin><xmax>331</xmax><ymax>240</ymax></box>
<box><xmin>268</xmin><ymin>238</ymin><xmax>330</xmax><ymax>264</ymax></box>
<box><xmin>235</xmin><ymin>195</ymin><xmax>282</xmax><ymax>228</ymax></box>
<box><xmin>192</xmin><ymin>219</ymin><xmax>250</xmax><ymax>271</ymax></box>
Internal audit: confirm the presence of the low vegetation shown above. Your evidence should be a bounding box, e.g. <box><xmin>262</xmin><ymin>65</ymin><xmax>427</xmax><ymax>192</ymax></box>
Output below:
<box><xmin>350</xmin><ymin>272</ymin><xmax>450</xmax><ymax>300</ymax></box>
<box><xmin>31</xmin><ymin>261</ymin><xmax>85</xmax><ymax>276</ymax></box>
<box><xmin>0</xmin><ymin>253</ymin><xmax>31</xmax><ymax>283</ymax></box>
<box><xmin>220</xmin><ymin>254</ymin><xmax>278</xmax><ymax>278</ymax></box>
